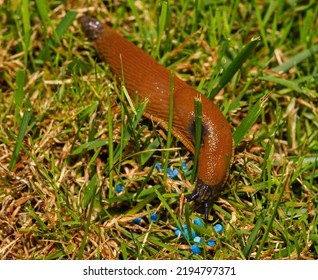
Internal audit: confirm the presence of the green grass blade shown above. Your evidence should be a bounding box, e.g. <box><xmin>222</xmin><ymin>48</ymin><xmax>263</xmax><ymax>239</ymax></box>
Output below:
<box><xmin>70</xmin><ymin>139</ymin><xmax>108</xmax><ymax>155</ymax></box>
<box><xmin>126</xmin><ymin>192</ymin><xmax>158</xmax><ymax>216</ymax></box>
<box><xmin>13</xmin><ymin>69</ymin><xmax>26</xmax><ymax>125</ymax></box>
<box><xmin>154</xmin><ymin>189</ymin><xmax>182</xmax><ymax>231</ymax></box>
<box><xmin>233</xmin><ymin>93</ymin><xmax>268</xmax><ymax>147</ymax></box>
<box><xmin>35</xmin><ymin>9</ymin><xmax>76</xmax><ymax>61</ymax></box>
<box><xmin>243</xmin><ymin>212</ymin><xmax>265</xmax><ymax>258</ymax></box>
<box><xmin>155</xmin><ymin>1</ymin><xmax>168</xmax><ymax>58</ymax></box>
<box><xmin>149</xmin><ymin>237</ymin><xmax>189</xmax><ymax>257</ymax></box>
<box><xmin>78</xmin><ymin>173</ymin><xmax>99</xmax><ymax>259</ymax></box>
<box><xmin>259</xmin><ymin>76</ymin><xmax>304</xmax><ymax>93</ymax></box>
<box><xmin>255</xmin><ymin>162</ymin><xmax>288</xmax><ymax>259</ymax></box>
<box><xmin>26</xmin><ymin>205</ymin><xmax>47</xmax><ymax>230</ymax></box>
<box><xmin>126</xmin><ymin>0</ymin><xmax>149</xmax><ymax>48</ymax></box>
<box><xmin>254</xmin><ymin>2</ymin><xmax>268</xmax><ymax>51</ymax></box>
<box><xmin>22</xmin><ymin>0</ymin><xmax>31</xmax><ymax>65</ymax></box>
<box><xmin>209</xmin><ymin>37</ymin><xmax>260</xmax><ymax>99</ymax></box>
<box><xmin>9</xmin><ymin>108</ymin><xmax>31</xmax><ymax>171</ymax></box>
<box><xmin>107</xmin><ymin>84</ymin><xmax>114</xmax><ymax>198</ymax></box>
<box><xmin>83</xmin><ymin>173</ymin><xmax>98</xmax><ymax>209</ymax></box>
<box><xmin>34</xmin><ymin>0</ymin><xmax>50</xmax><ymax>37</ymax></box>
<box><xmin>184</xmin><ymin>203</ymin><xmax>194</xmax><ymax>239</ymax></box>
<box><xmin>272</xmin><ymin>44</ymin><xmax>318</xmax><ymax>73</ymax></box>
<box><xmin>140</xmin><ymin>138</ymin><xmax>160</xmax><ymax>165</ymax></box>
<box><xmin>55</xmin><ymin>10</ymin><xmax>77</xmax><ymax>41</ymax></box>
<box><xmin>191</xmin><ymin>97</ymin><xmax>202</xmax><ymax>184</ymax></box>
<box><xmin>163</xmin><ymin>71</ymin><xmax>174</xmax><ymax>180</ymax></box>
<box><xmin>192</xmin><ymin>0</ymin><xmax>199</xmax><ymax>32</ymax></box>
<box><xmin>120</xmin><ymin>243</ymin><xmax>128</xmax><ymax>260</ymax></box>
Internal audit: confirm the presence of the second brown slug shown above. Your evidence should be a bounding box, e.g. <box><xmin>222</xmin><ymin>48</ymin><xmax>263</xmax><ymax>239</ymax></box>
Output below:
<box><xmin>79</xmin><ymin>16</ymin><xmax>233</xmax><ymax>220</ymax></box>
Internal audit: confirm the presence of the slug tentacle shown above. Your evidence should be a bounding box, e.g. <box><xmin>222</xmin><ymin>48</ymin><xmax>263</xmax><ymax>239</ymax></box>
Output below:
<box><xmin>79</xmin><ymin>16</ymin><xmax>233</xmax><ymax>220</ymax></box>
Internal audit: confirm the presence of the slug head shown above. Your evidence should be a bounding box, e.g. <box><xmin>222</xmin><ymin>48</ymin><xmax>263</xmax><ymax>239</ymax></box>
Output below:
<box><xmin>186</xmin><ymin>179</ymin><xmax>225</xmax><ymax>221</ymax></box>
<box><xmin>79</xmin><ymin>15</ymin><xmax>103</xmax><ymax>41</ymax></box>
<box><xmin>174</xmin><ymin>87</ymin><xmax>233</xmax><ymax>221</ymax></box>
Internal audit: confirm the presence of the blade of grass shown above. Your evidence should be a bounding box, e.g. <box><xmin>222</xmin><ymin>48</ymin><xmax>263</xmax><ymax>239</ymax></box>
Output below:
<box><xmin>22</xmin><ymin>0</ymin><xmax>31</xmax><ymax>66</ymax></box>
<box><xmin>120</xmin><ymin>243</ymin><xmax>128</xmax><ymax>260</ymax></box>
<box><xmin>191</xmin><ymin>97</ymin><xmax>202</xmax><ymax>184</ymax></box>
<box><xmin>126</xmin><ymin>185</ymin><xmax>163</xmax><ymax>216</ymax></box>
<box><xmin>113</xmin><ymin>82</ymin><xmax>145</xmax><ymax>161</ymax></box>
<box><xmin>107</xmin><ymin>83</ymin><xmax>114</xmax><ymax>198</ymax></box>
<box><xmin>163</xmin><ymin>71</ymin><xmax>174</xmax><ymax>180</ymax></box>
<box><xmin>255</xmin><ymin>161</ymin><xmax>288</xmax><ymax>259</ymax></box>
<box><xmin>184</xmin><ymin>203</ymin><xmax>194</xmax><ymax>240</ymax></box>
<box><xmin>36</xmin><ymin>10</ymin><xmax>77</xmax><ymax>61</ymax></box>
<box><xmin>121</xmin><ymin>84</ymin><xmax>136</xmax><ymax>115</ymax></box>
<box><xmin>272</xmin><ymin>44</ymin><xmax>318</xmax><ymax>73</ymax></box>
<box><xmin>70</xmin><ymin>139</ymin><xmax>107</xmax><ymax>156</ymax></box>
<box><xmin>125</xmin><ymin>193</ymin><xmax>157</xmax><ymax>216</ymax></box>
<box><xmin>26</xmin><ymin>205</ymin><xmax>47</xmax><ymax>230</ymax></box>
<box><xmin>113</xmin><ymin>89</ymin><xmax>147</xmax><ymax>165</ymax></box>
<box><xmin>259</xmin><ymin>76</ymin><xmax>304</xmax><ymax>93</ymax></box>
<box><xmin>78</xmin><ymin>173</ymin><xmax>99</xmax><ymax>259</ymax></box>
<box><xmin>192</xmin><ymin>0</ymin><xmax>199</xmax><ymax>32</ymax></box>
<box><xmin>55</xmin><ymin>10</ymin><xmax>77</xmax><ymax>41</ymax></box>
<box><xmin>254</xmin><ymin>2</ymin><xmax>268</xmax><ymax>51</ymax></box>
<box><xmin>34</xmin><ymin>0</ymin><xmax>50</xmax><ymax>38</ymax></box>
<box><xmin>243</xmin><ymin>211</ymin><xmax>265</xmax><ymax>258</ymax></box>
<box><xmin>163</xmin><ymin>1</ymin><xmax>171</xmax><ymax>54</ymax></box>
<box><xmin>118</xmin><ymin>81</ymin><xmax>127</xmax><ymax>166</ymax></box>
<box><xmin>155</xmin><ymin>0</ymin><xmax>168</xmax><ymax>59</ymax></box>
<box><xmin>13</xmin><ymin>69</ymin><xmax>26</xmax><ymax>125</ymax></box>
<box><xmin>83</xmin><ymin>171</ymin><xmax>99</xmax><ymax>209</ymax></box>
<box><xmin>9</xmin><ymin>108</ymin><xmax>31</xmax><ymax>171</ymax></box>
<box><xmin>228</xmin><ymin>78</ymin><xmax>254</xmax><ymax>112</ymax></box>
<box><xmin>134</xmin><ymin>160</ymin><xmax>158</xmax><ymax>199</ymax></box>
<box><xmin>126</xmin><ymin>0</ymin><xmax>149</xmax><ymax>49</ymax></box>
<box><xmin>154</xmin><ymin>189</ymin><xmax>182</xmax><ymax>231</ymax></box>
<box><xmin>149</xmin><ymin>237</ymin><xmax>189</xmax><ymax>257</ymax></box>
<box><xmin>208</xmin><ymin>37</ymin><xmax>260</xmax><ymax>99</ymax></box>
<box><xmin>140</xmin><ymin>138</ymin><xmax>160</xmax><ymax>165</ymax></box>
<box><xmin>233</xmin><ymin>92</ymin><xmax>268</xmax><ymax>147</ymax></box>
<box><xmin>212</xmin><ymin>204</ymin><xmax>233</xmax><ymax>220</ymax></box>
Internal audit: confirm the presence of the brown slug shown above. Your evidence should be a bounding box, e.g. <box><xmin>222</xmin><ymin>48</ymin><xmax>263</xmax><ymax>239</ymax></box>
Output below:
<box><xmin>79</xmin><ymin>15</ymin><xmax>233</xmax><ymax>220</ymax></box>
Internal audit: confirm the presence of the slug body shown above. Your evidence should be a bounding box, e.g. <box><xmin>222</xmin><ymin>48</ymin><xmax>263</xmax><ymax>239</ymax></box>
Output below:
<box><xmin>79</xmin><ymin>16</ymin><xmax>233</xmax><ymax>220</ymax></box>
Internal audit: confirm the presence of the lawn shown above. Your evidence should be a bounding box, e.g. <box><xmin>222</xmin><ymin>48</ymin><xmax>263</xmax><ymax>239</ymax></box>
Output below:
<box><xmin>0</xmin><ymin>0</ymin><xmax>317</xmax><ymax>260</ymax></box>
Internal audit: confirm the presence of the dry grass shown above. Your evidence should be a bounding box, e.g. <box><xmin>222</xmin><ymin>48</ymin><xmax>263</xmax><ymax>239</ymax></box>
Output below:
<box><xmin>0</xmin><ymin>0</ymin><xmax>317</xmax><ymax>259</ymax></box>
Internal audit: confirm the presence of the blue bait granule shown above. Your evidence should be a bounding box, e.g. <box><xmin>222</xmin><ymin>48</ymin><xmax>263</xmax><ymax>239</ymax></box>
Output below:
<box><xmin>207</xmin><ymin>239</ymin><xmax>216</xmax><ymax>247</ymax></box>
<box><xmin>132</xmin><ymin>217</ymin><xmax>142</xmax><ymax>224</ymax></box>
<box><xmin>191</xmin><ymin>244</ymin><xmax>201</xmax><ymax>255</ymax></box>
<box><xmin>193</xmin><ymin>218</ymin><xmax>204</xmax><ymax>227</ymax></box>
<box><xmin>167</xmin><ymin>167</ymin><xmax>179</xmax><ymax>179</ymax></box>
<box><xmin>181</xmin><ymin>162</ymin><xmax>188</xmax><ymax>172</ymax></box>
<box><xmin>175</xmin><ymin>228</ymin><xmax>182</xmax><ymax>237</ymax></box>
<box><xmin>115</xmin><ymin>184</ymin><xmax>123</xmax><ymax>193</ymax></box>
<box><xmin>214</xmin><ymin>224</ymin><xmax>224</xmax><ymax>233</ymax></box>
<box><xmin>150</xmin><ymin>213</ymin><xmax>157</xmax><ymax>223</ymax></box>
<box><xmin>155</xmin><ymin>163</ymin><xmax>163</xmax><ymax>171</ymax></box>
<box><xmin>193</xmin><ymin>236</ymin><xmax>202</xmax><ymax>243</ymax></box>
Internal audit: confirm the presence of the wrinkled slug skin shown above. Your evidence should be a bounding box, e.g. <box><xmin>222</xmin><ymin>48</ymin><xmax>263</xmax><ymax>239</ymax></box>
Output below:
<box><xmin>79</xmin><ymin>16</ymin><xmax>233</xmax><ymax>219</ymax></box>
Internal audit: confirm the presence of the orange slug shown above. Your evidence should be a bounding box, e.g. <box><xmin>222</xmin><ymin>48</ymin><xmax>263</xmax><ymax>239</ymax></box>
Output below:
<box><xmin>79</xmin><ymin>15</ymin><xmax>233</xmax><ymax>220</ymax></box>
